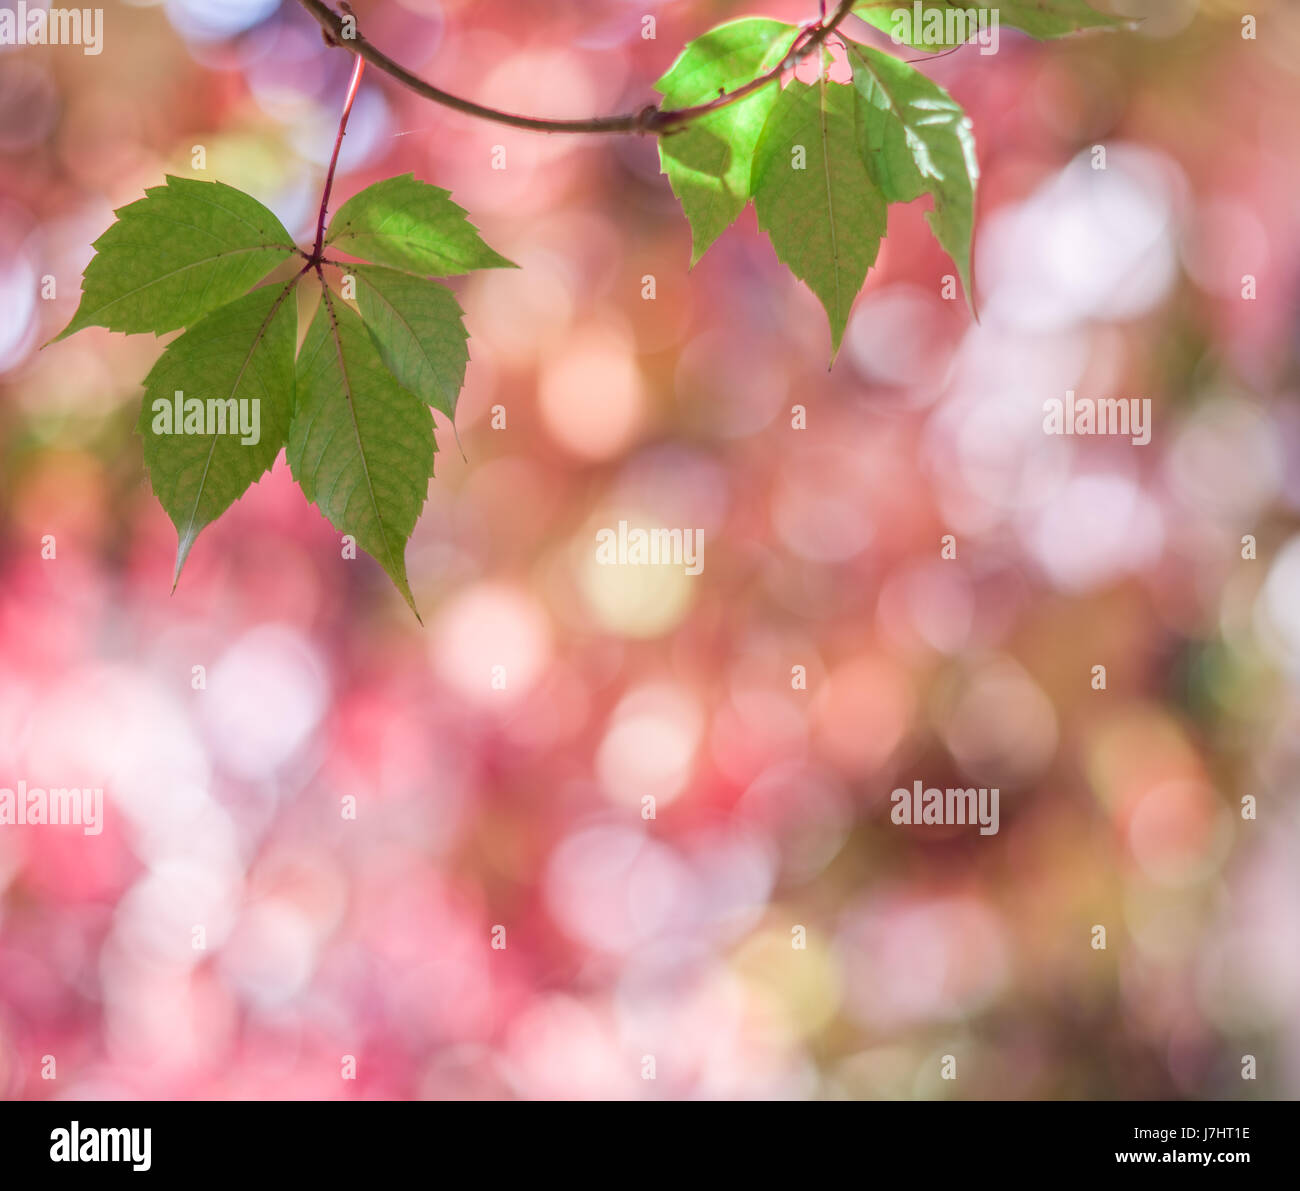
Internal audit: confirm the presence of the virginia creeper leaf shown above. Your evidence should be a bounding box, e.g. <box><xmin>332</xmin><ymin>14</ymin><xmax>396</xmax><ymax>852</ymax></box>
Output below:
<box><xmin>751</xmin><ymin>78</ymin><xmax>886</xmax><ymax>359</ymax></box>
<box><xmin>325</xmin><ymin>173</ymin><xmax>516</xmax><ymax>277</ymax></box>
<box><xmin>352</xmin><ymin>265</ymin><xmax>468</xmax><ymax>419</ymax></box>
<box><xmin>653</xmin><ymin>18</ymin><xmax>800</xmax><ymax>266</ymax></box>
<box><xmin>846</xmin><ymin>40</ymin><xmax>978</xmax><ymax>313</ymax></box>
<box><xmin>138</xmin><ymin>281</ymin><xmax>298</xmax><ymax>587</ymax></box>
<box><xmin>288</xmin><ymin>289</ymin><xmax>435</xmax><ymax>618</ymax></box>
<box><xmin>55</xmin><ymin>176</ymin><xmax>297</xmax><ymax>339</ymax></box>
<box><xmin>851</xmin><ymin>1</ymin><xmax>1119</xmax><ymax>52</ymax></box>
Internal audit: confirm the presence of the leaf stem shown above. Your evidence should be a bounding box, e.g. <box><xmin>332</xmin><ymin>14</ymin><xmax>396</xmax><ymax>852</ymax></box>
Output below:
<box><xmin>295</xmin><ymin>0</ymin><xmax>857</xmax><ymax>136</ymax></box>
<box><xmin>311</xmin><ymin>52</ymin><xmax>366</xmax><ymax>263</ymax></box>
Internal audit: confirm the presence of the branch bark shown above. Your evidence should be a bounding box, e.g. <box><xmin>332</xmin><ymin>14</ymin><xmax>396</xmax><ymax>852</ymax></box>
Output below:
<box><xmin>295</xmin><ymin>0</ymin><xmax>858</xmax><ymax>135</ymax></box>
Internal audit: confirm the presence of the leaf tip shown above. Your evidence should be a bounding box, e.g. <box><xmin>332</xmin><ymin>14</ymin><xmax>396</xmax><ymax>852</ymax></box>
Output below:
<box><xmin>687</xmin><ymin>239</ymin><xmax>713</xmax><ymax>270</ymax></box>
<box><xmin>172</xmin><ymin>529</ymin><xmax>199</xmax><ymax>592</ymax></box>
<box><xmin>396</xmin><ymin>580</ymin><xmax>424</xmax><ymax>625</ymax></box>
<box><xmin>47</xmin><ymin>313</ymin><xmax>82</xmax><ymax>345</ymax></box>
<box><xmin>827</xmin><ymin>321</ymin><xmax>848</xmax><ymax>367</ymax></box>
<box><xmin>379</xmin><ymin>553</ymin><xmax>424</xmax><ymax>624</ymax></box>
<box><xmin>962</xmin><ymin>272</ymin><xmax>979</xmax><ymax>323</ymax></box>
<box><xmin>450</xmin><ymin>419</ymin><xmax>467</xmax><ymax>464</ymax></box>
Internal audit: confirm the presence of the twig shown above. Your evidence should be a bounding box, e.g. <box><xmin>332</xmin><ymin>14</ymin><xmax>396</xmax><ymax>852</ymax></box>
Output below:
<box><xmin>295</xmin><ymin>0</ymin><xmax>858</xmax><ymax>136</ymax></box>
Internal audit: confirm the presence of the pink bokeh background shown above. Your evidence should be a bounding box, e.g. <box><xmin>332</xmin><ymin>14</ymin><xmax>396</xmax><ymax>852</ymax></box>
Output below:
<box><xmin>1</xmin><ymin>0</ymin><xmax>1299</xmax><ymax>1099</ymax></box>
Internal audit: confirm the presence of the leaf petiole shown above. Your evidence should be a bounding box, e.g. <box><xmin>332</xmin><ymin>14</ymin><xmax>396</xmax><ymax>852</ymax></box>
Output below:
<box><xmin>310</xmin><ymin>53</ymin><xmax>366</xmax><ymax>265</ymax></box>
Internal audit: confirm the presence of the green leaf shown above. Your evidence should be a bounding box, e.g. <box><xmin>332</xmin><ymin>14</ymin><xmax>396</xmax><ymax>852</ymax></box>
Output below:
<box><xmin>846</xmin><ymin>40</ymin><xmax>978</xmax><ymax>313</ymax></box>
<box><xmin>287</xmin><ymin>288</ymin><xmax>435</xmax><ymax>619</ymax></box>
<box><xmin>138</xmin><ymin>282</ymin><xmax>298</xmax><ymax>587</ymax></box>
<box><xmin>852</xmin><ymin>1</ymin><xmax>1119</xmax><ymax>52</ymax></box>
<box><xmin>352</xmin><ymin>265</ymin><xmax>468</xmax><ymax>419</ymax></box>
<box><xmin>751</xmin><ymin>78</ymin><xmax>886</xmax><ymax>359</ymax></box>
<box><xmin>56</xmin><ymin>176</ymin><xmax>297</xmax><ymax>339</ymax></box>
<box><xmin>653</xmin><ymin>17</ymin><xmax>800</xmax><ymax>266</ymax></box>
<box><xmin>325</xmin><ymin>173</ymin><xmax>516</xmax><ymax>277</ymax></box>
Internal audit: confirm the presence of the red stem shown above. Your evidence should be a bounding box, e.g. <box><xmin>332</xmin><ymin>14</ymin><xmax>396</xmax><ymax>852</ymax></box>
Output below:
<box><xmin>311</xmin><ymin>54</ymin><xmax>366</xmax><ymax>263</ymax></box>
